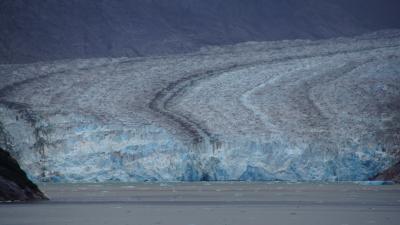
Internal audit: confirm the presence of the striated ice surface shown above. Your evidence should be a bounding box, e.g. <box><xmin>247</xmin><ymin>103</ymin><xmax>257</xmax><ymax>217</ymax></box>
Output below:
<box><xmin>1</xmin><ymin>30</ymin><xmax>400</xmax><ymax>182</ymax></box>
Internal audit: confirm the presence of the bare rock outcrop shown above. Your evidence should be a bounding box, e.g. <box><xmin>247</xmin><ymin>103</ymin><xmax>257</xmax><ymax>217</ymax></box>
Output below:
<box><xmin>0</xmin><ymin>147</ymin><xmax>47</xmax><ymax>201</ymax></box>
<box><xmin>371</xmin><ymin>162</ymin><xmax>400</xmax><ymax>184</ymax></box>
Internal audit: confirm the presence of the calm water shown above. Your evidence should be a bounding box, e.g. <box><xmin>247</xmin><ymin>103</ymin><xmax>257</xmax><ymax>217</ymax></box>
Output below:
<box><xmin>1</xmin><ymin>182</ymin><xmax>400</xmax><ymax>225</ymax></box>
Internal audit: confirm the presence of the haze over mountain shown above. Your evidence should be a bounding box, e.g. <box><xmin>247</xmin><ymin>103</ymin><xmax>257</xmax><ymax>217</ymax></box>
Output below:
<box><xmin>1</xmin><ymin>0</ymin><xmax>400</xmax><ymax>64</ymax></box>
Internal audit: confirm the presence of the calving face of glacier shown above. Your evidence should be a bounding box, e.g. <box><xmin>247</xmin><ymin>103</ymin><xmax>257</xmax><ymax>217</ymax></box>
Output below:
<box><xmin>1</xmin><ymin>30</ymin><xmax>400</xmax><ymax>182</ymax></box>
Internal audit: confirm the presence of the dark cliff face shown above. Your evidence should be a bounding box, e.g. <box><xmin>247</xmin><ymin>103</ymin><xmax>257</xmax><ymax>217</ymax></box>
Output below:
<box><xmin>0</xmin><ymin>148</ymin><xmax>47</xmax><ymax>201</ymax></box>
<box><xmin>1</xmin><ymin>0</ymin><xmax>400</xmax><ymax>64</ymax></box>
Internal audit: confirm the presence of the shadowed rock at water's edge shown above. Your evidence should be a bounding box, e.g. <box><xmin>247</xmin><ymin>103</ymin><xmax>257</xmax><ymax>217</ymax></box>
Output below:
<box><xmin>0</xmin><ymin>147</ymin><xmax>47</xmax><ymax>201</ymax></box>
<box><xmin>371</xmin><ymin>162</ymin><xmax>400</xmax><ymax>184</ymax></box>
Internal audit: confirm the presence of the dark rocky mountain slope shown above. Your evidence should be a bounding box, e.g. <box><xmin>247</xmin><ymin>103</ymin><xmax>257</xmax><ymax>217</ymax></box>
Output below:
<box><xmin>1</xmin><ymin>0</ymin><xmax>400</xmax><ymax>63</ymax></box>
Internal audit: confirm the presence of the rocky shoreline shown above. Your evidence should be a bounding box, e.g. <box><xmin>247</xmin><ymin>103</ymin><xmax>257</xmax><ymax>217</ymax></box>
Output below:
<box><xmin>371</xmin><ymin>161</ymin><xmax>400</xmax><ymax>184</ymax></box>
<box><xmin>0</xmin><ymin>148</ymin><xmax>47</xmax><ymax>201</ymax></box>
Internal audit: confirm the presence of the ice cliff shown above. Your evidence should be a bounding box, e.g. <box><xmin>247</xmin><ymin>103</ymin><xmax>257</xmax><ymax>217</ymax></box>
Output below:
<box><xmin>1</xmin><ymin>30</ymin><xmax>400</xmax><ymax>182</ymax></box>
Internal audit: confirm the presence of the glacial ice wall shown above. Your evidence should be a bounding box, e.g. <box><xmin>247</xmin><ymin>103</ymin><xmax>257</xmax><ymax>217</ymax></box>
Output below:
<box><xmin>1</xmin><ymin>30</ymin><xmax>400</xmax><ymax>182</ymax></box>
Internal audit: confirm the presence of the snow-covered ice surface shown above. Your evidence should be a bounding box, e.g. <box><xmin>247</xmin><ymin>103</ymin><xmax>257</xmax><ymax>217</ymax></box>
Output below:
<box><xmin>1</xmin><ymin>30</ymin><xmax>400</xmax><ymax>182</ymax></box>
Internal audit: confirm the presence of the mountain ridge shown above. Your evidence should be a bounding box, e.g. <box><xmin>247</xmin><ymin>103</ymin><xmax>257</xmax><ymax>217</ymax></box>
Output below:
<box><xmin>1</xmin><ymin>0</ymin><xmax>400</xmax><ymax>64</ymax></box>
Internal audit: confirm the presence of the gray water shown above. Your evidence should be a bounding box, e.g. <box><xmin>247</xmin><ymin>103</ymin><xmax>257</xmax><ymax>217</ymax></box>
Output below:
<box><xmin>1</xmin><ymin>182</ymin><xmax>400</xmax><ymax>225</ymax></box>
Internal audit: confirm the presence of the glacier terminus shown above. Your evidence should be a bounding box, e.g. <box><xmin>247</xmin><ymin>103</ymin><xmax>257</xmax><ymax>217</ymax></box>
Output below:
<box><xmin>1</xmin><ymin>30</ymin><xmax>400</xmax><ymax>183</ymax></box>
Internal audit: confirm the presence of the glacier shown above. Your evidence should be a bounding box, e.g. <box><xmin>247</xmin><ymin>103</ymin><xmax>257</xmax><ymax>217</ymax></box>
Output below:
<box><xmin>0</xmin><ymin>30</ymin><xmax>400</xmax><ymax>182</ymax></box>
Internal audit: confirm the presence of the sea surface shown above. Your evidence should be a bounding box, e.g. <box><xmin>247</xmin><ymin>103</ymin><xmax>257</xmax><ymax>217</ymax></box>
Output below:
<box><xmin>1</xmin><ymin>182</ymin><xmax>400</xmax><ymax>225</ymax></box>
